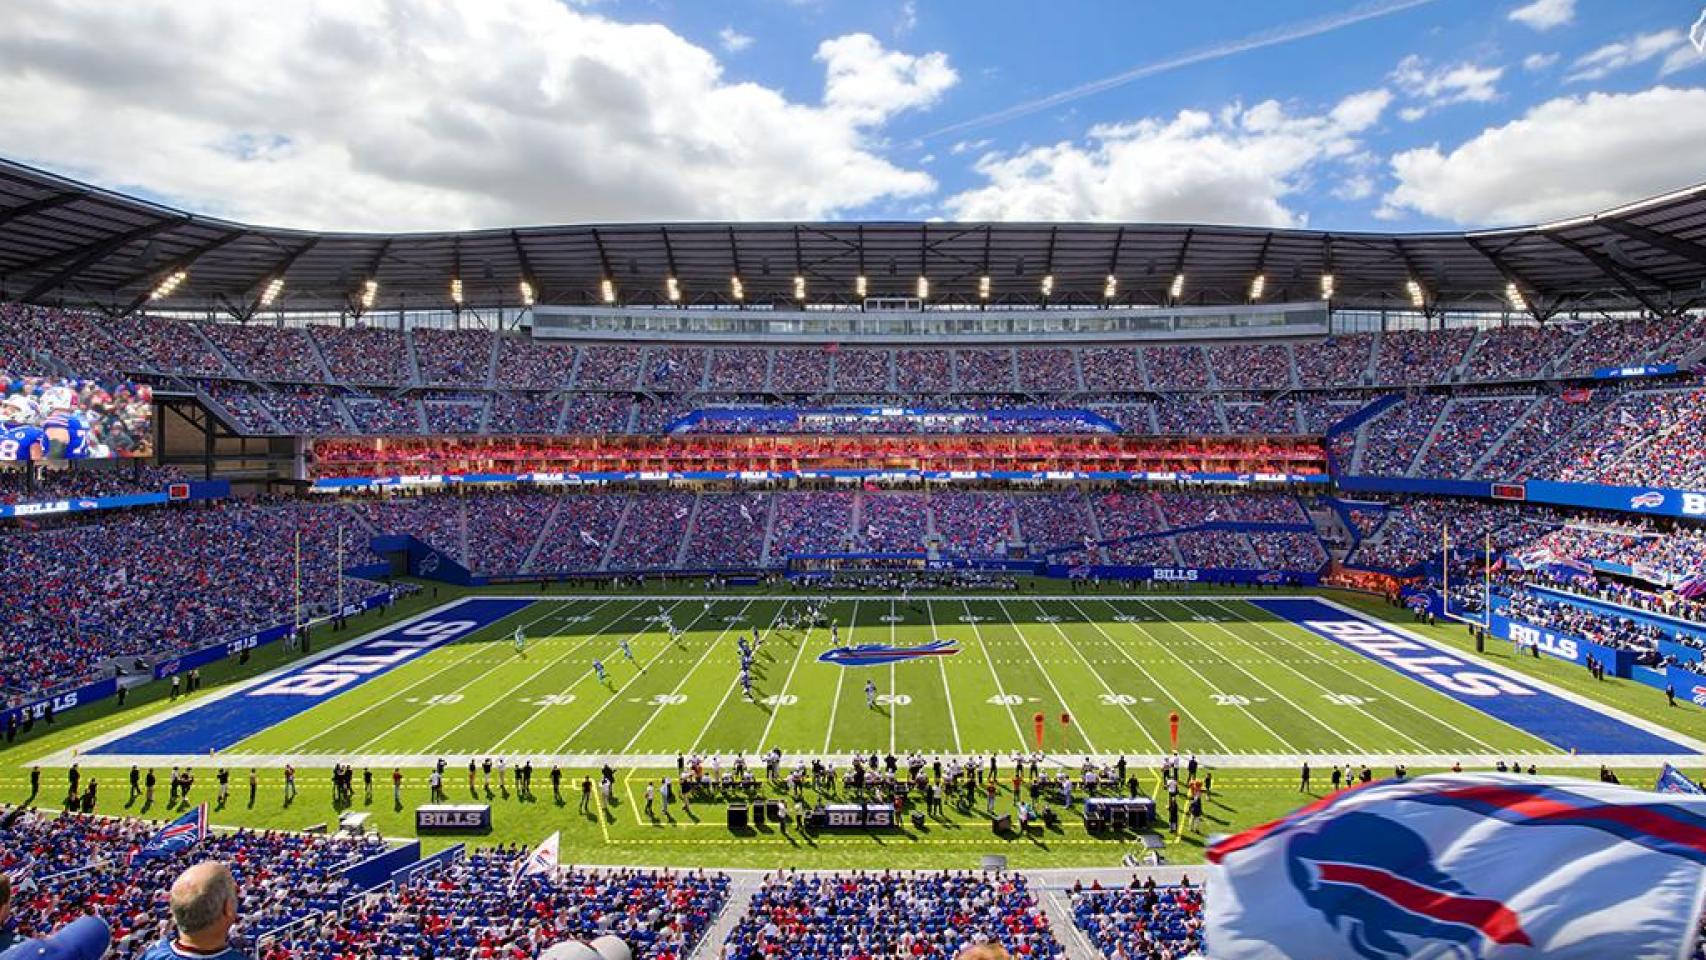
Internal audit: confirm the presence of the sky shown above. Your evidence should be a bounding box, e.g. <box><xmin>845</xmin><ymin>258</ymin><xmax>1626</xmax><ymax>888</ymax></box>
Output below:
<box><xmin>0</xmin><ymin>0</ymin><xmax>1702</xmax><ymax>233</ymax></box>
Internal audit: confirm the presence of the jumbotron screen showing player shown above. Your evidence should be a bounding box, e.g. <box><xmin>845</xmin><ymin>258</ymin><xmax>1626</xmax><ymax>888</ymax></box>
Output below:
<box><xmin>0</xmin><ymin>376</ymin><xmax>154</xmax><ymax>461</ymax></box>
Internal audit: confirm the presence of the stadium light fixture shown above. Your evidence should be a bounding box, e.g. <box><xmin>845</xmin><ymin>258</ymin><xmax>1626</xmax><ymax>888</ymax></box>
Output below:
<box><xmin>978</xmin><ymin>274</ymin><xmax>991</xmax><ymax>299</ymax></box>
<box><xmin>1103</xmin><ymin>275</ymin><xmax>1118</xmax><ymax>299</ymax></box>
<box><xmin>916</xmin><ymin>275</ymin><xmax>930</xmax><ymax>299</ymax></box>
<box><xmin>360</xmin><ymin>278</ymin><xmax>378</xmax><ymax>310</ymax></box>
<box><xmin>1320</xmin><ymin>274</ymin><xmax>1336</xmax><ymax>300</ymax></box>
<box><xmin>1040</xmin><ymin>274</ymin><xmax>1054</xmax><ymax>297</ymax></box>
<box><xmin>258</xmin><ymin>276</ymin><xmax>285</xmax><ymax>308</ymax></box>
<box><xmin>1169</xmin><ymin>273</ymin><xmax>1185</xmax><ymax>300</ymax></box>
<box><xmin>450</xmin><ymin>277</ymin><xmax>464</xmax><ymax>306</ymax></box>
<box><xmin>1406</xmin><ymin>278</ymin><xmax>1425</xmax><ymax>308</ymax></box>
<box><xmin>600</xmin><ymin>278</ymin><xmax>616</xmax><ymax>303</ymax></box>
<box><xmin>666</xmin><ymin>275</ymin><xmax>682</xmax><ymax>302</ymax></box>
<box><xmin>519</xmin><ymin>279</ymin><xmax>536</xmax><ymax>307</ymax></box>
<box><xmin>730</xmin><ymin>275</ymin><xmax>744</xmax><ymax>301</ymax></box>
<box><xmin>1505</xmin><ymin>281</ymin><xmax>1527</xmax><ymax>312</ymax></box>
<box><xmin>150</xmin><ymin>269</ymin><xmax>187</xmax><ymax>301</ymax></box>
<box><xmin>1249</xmin><ymin>274</ymin><xmax>1266</xmax><ymax>301</ymax></box>
<box><xmin>793</xmin><ymin>275</ymin><xmax>806</xmax><ymax>301</ymax></box>
<box><xmin>855</xmin><ymin>274</ymin><xmax>868</xmax><ymax>298</ymax></box>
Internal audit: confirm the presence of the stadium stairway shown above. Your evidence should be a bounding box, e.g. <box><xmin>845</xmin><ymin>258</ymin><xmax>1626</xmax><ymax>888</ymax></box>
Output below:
<box><xmin>519</xmin><ymin>497</ymin><xmax>565</xmax><ymax>574</ymax></box>
<box><xmin>756</xmin><ymin>494</ymin><xmax>782</xmax><ymax>567</ymax></box>
<box><xmin>673</xmin><ymin>494</ymin><xmax>704</xmax><ymax>568</ymax></box>
<box><xmin>1039</xmin><ymin>889</ymin><xmax>1101</xmax><ymax>960</ymax></box>
<box><xmin>598</xmin><ymin>496</ymin><xmax>635</xmax><ymax>571</ymax></box>
<box><xmin>402</xmin><ymin>329</ymin><xmax>424</xmax><ymax>385</ymax></box>
<box><xmin>1403</xmin><ymin>399</ymin><xmax>1454</xmax><ymax>477</ymax></box>
<box><xmin>1469</xmin><ymin>396</ymin><xmax>1541</xmax><ymax>478</ymax></box>
<box><xmin>689</xmin><ymin>874</ymin><xmax>764</xmax><ymax>960</ymax></box>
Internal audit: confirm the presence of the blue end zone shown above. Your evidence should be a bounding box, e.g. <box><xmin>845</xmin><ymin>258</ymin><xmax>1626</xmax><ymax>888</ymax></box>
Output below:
<box><xmin>90</xmin><ymin>598</ymin><xmax>534</xmax><ymax>756</ymax></box>
<box><xmin>1250</xmin><ymin>598</ymin><xmax>1692</xmax><ymax>756</ymax></box>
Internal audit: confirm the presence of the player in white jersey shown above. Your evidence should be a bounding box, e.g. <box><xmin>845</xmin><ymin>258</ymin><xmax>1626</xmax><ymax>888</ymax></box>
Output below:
<box><xmin>865</xmin><ymin>678</ymin><xmax>878</xmax><ymax>709</ymax></box>
<box><xmin>513</xmin><ymin>628</ymin><xmax>527</xmax><ymax>657</ymax></box>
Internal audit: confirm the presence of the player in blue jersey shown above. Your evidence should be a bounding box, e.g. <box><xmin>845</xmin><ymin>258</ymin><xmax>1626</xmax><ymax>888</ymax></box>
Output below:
<box><xmin>593</xmin><ymin>659</ymin><xmax>608</xmax><ymax>684</ymax></box>
<box><xmin>0</xmin><ymin>397</ymin><xmax>46</xmax><ymax>463</ymax></box>
<box><xmin>39</xmin><ymin>387</ymin><xmax>88</xmax><ymax>460</ymax></box>
<box><xmin>619</xmin><ymin>636</ymin><xmax>636</xmax><ymax>665</ymax></box>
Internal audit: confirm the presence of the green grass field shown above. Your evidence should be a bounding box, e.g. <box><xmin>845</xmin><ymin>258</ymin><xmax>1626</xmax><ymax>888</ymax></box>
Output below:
<box><xmin>200</xmin><ymin>595</ymin><xmax>1558</xmax><ymax>761</ymax></box>
<box><xmin>8</xmin><ymin>584</ymin><xmax>1703</xmax><ymax>870</ymax></box>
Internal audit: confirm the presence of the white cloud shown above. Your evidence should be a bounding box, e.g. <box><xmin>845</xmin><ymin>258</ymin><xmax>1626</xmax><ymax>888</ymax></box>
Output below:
<box><xmin>717</xmin><ymin>26</ymin><xmax>753</xmax><ymax>53</ymax></box>
<box><xmin>0</xmin><ymin>0</ymin><xmax>956</xmax><ymax>229</ymax></box>
<box><xmin>1660</xmin><ymin>40</ymin><xmax>1706</xmax><ymax>77</ymax></box>
<box><xmin>1522</xmin><ymin>52</ymin><xmax>1559</xmax><ymax>71</ymax></box>
<box><xmin>1389</xmin><ymin>54</ymin><xmax>1503</xmax><ymax>119</ymax></box>
<box><xmin>942</xmin><ymin>89</ymin><xmax>1392</xmax><ymax>226</ymax></box>
<box><xmin>895</xmin><ymin>0</ymin><xmax>917</xmax><ymax>37</ymax></box>
<box><xmin>817</xmin><ymin>32</ymin><xmax>957</xmax><ymax>126</ymax></box>
<box><xmin>1508</xmin><ymin>0</ymin><xmax>1574</xmax><ymax>31</ymax></box>
<box><xmin>1381</xmin><ymin>86</ymin><xmax>1706</xmax><ymax>225</ymax></box>
<box><xmin>1333</xmin><ymin>174</ymin><xmax>1376</xmax><ymax>201</ymax></box>
<box><xmin>949</xmin><ymin>138</ymin><xmax>992</xmax><ymax>155</ymax></box>
<box><xmin>1567</xmin><ymin>29</ymin><xmax>1682</xmax><ymax>82</ymax></box>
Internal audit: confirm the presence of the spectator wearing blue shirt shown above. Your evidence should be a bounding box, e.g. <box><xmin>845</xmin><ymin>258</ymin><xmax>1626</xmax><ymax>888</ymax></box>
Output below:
<box><xmin>141</xmin><ymin>862</ymin><xmax>249</xmax><ymax>960</ymax></box>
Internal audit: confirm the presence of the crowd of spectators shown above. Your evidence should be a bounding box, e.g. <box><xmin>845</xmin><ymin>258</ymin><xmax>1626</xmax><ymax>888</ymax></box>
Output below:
<box><xmin>1460</xmin><ymin>326</ymin><xmax>1569</xmax><ymax>382</ymax></box>
<box><xmin>1552</xmin><ymin>317</ymin><xmax>1692</xmax><ymax>376</ymax></box>
<box><xmin>1471</xmin><ymin>395</ymin><xmax>1596</xmax><ymax>480</ymax></box>
<box><xmin>858</xmin><ymin>493</ymin><xmax>930</xmax><ymax>552</ymax></box>
<box><xmin>1410</xmin><ymin>396</ymin><xmax>1532</xmax><ymax>478</ymax></box>
<box><xmin>1151</xmin><ymin>398</ymin><xmax>1223</xmax><ymax>434</ymax></box>
<box><xmin>831</xmin><ymin>350</ymin><xmax>892</xmax><ymax>393</ymax></box>
<box><xmin>494</xmin><ymin>336</ymin><xmax>576</xmax><ymax>390</ymax></box>
<box><xmin>461</xmin><ymin>491</ymin><xmax>562</xmax><ymax>574</ymax></box>
<box><xmin>1013</xmin><ymin>492</ymin><xmax>1095</xmax><ymax>554</ymax></box>
<box><xmin>1356</xmin><ymin>395</ymin><xmax>1450</xmax><ymax>476</ymax></box>
<box><xmin>1069</xmin><ymin>878</ymin><xmax>1203</xmax><ymax>960</ymax></box>
<box><xmin>930</xmin><ymin>492</ymin><xmax>1016</xmax><ymax>556</ymax></box>
<box><xmin>1347</xmin><ymin>497</ymin><xmax>1534</xmax><ymax>572</ymax></box>
<box><xmin>343</xmin><ymin>494</ymin><xmax>465</xmax><ymax>561</ymax></box>
<box><xmin>422</xmin><ymin>396</ymin><xmax>487</xmax><ymax>434</ymax></box>
<box><xmin>209</xmin><ymin>385</ymin><xmax>348</xmax><ymax>436</ymax></box>
<box><xmin>310</xmin><ymin>326</ymin><xmax>411</xmax><ymax>386</ymax></box>
<box><xmin>0</xmin><ymin>464</ymin><xmax>185</xmax><ymax>506</ymax></box>
<box><xmin>1209</xmin><ymin>343</ymin><xmax>1293</xmax><ymax>390</ymax></box>
<box><xmin>770</xmin><ymin>348</ymin><xmax>834</xmax><ymax>394</ymax></box>
<box><xmin>487</xmin><ymin>391</ymin><xmax>564</xmax><ymax>434</ymax></box>
<box><xmin>343</xmin><ymin>396</ymin><xmax>423</xmax><ymax>435</ymax></box>
<box><xmin>562</xmin><ymin>394</ymin><xmax>636</xmax><ymax>434</ymax></box>
<box><xmin>643</xmin><ymin>347</ymin><xmax>705</xmax><ymax>392</ymax></box>
<box><xmin>681</xmin><ymin>493</ymin><xmax>771</xmax><ymax>568</ymax></box>
<box><xmin>1501</xmin><ymin>586</ymin><xmax>1667</xmax><ymax>654</ymax></box>
<box><xmin>896</xmin><ymin>350</ymin><xmax>952</xmax><ymax>393</ymax></box>
<box><xmin>412</xmin><ymin>329</ymin><xmax>493</xmax><ymax>387</ymax></box>
<box><xmin>1294</xmin><ymin>394</ymin><xmax>1364</xmax><ymax>434</ymax></box>
<box><xmin>269</xmin><ymin>850</ymin><xmax>728</xmax><ymax>960</ymax></box>
<box><xmin>1142</xmin><ymin>346</ymin><xmax>1211</xmax><ymax>390</ymax></box>
<box><xmin>1</xmin><ymin>807</ymin><xmax>387</xmax><ymax>954</ymax></box>
<box><xmin>607</xmin><ymin>492</ymin><xmax>697</xmax><ymax>569</ymax></box>
<box><xmin>0</xmin><ymin>303</ymin><xmax>131</xmax><ymax>377</ymax></box>
<box><xmin>203</xmin><ymin>324</ymin><xmax>325</xmax><ymax>382</ymax></box>
<box><xmin>575</xmin><ymin>345</ymin><xmax>644</xmax><ymax>391</ymax></box>
<box><xmin>1583</xmin><ymin>389</ymin><xmax>1706</xmax><ymax>490</ymax></box>
<box><xmin>769</xmin><ymin>492</ymin><xmax>854</xmax><ymax>558</ymax></box>
<box><xmin>0</xmin><ymin>500</ymin><xmax>389</xmax><ymax>697</ymax></box>
<box><xmin>725</xmin><ymin>871</ymin><xmax>1062</xmax><ymax>960</ymax></box>
<box><xmin>1172</xmin><ymin>530</ymin><xmax>1255</xmax><ymax>568</ymax></box>
<box><xmin>1079</xmin><ymin>347</ymin><xmax>1146</xmax><ymax>392</ymax></box>
<box><xmin>955</xmin><ymin>349</ymin><xmax>1016</xmax><ymax>392</ymax></box>
<box><xmin>1017</xmin><ymin>349</ymin><xmax>1080</xmax><ymax>391</ymax></box>
<box><xmin>529</xmin><ymin>494</ymin><xmax>630</xmax><ymax>572</ymax></box>
<box><xmin>1371</xmin><ymin>329</ymin><xmax>1476</xmax><ymax>386</ymax></box>
<box><xmin>1221</xmin><ymin>398</ymin><xmax>1298</xmax><ymax>435</ymax></box>
<box><xmin>105</xmin><ymin>315</ymin><xmax>230</xmax><ymax>377</ymax></box>
<box><xmin>1248</xmin><ymin>531</ymin><xmax>1328</xmax><ymax>570</ymax></box>
<box><xmin>708</xmin><ymin>348</ymin><xmax>770</xmax><ymax>393</ymax></box>
<box><xmin>1294</xmin><ymin>334</ymin><xmax>1373</xmax><ymax>388</ymax></box>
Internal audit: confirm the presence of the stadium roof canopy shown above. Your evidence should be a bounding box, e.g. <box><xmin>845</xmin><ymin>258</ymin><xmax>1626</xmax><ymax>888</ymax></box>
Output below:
<box><xmin>1</xmin><ymin>156</ymin><xmax>1704</xmax><ymax>320</ymax></box>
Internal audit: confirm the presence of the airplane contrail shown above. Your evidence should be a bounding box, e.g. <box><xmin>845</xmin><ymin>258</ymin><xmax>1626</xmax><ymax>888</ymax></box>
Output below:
<box><xmin>918</xmin><ymin>0</ymin><xmax>1439</xmax><ymax>143</ymax></box>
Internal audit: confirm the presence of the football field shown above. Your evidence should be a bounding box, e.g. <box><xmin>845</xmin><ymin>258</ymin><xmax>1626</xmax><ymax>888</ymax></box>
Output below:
<box><xmin>70</xmin><ymin>592</ymin><xmax>1698</xmax><ymax>769</ymax></box>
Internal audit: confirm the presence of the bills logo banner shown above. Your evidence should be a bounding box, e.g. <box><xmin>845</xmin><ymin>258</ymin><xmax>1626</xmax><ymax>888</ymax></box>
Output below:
<box><xmin>818</xmin><ymin>640</ymin><xmax>959</xmax><ymax>667</ymax></box>
<box><xmin>1207</xmin><ymin>774</ymin><xmax>1706</xmax><ymax>959</ymax></box>
<box><xmin>1630</xmin><ymin>491</ymin><xmax>1667</xmax><ymax>510</ymax></box>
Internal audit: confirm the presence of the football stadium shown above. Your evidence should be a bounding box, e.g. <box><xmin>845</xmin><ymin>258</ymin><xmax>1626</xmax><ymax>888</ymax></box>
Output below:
<box><xmin>3</xmin><ymin>1</ymin><xmax>1706</xmax><ymax>957</ymax></box>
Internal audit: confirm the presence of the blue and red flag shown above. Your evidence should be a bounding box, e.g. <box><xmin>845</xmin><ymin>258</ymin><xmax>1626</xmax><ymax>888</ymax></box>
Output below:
<box><xmin>1206</xmin><ymin>773</ymin><xmax>1706</xmax><ymax>958</ymax></box>
<box><xmin>130</xmin><ymin>804</ymin><xmax>207</xmax><ymax>863</ymax></box>
<box><xmin>817</xmin><ymin>640</ymin><xmax>958</xmax><ymax>667</ymax></box>
<box><xmin>1656</xmin><ymin>765</ymin><xmax>1705</xmax><ymax>796</ymax></box>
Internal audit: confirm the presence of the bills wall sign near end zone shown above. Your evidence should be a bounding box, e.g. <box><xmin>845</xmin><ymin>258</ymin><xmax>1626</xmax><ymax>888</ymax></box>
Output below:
<box><xmin>818</xmin><ymin>640</ymin><xmax>960</xmax><ymax>667</ymax></box>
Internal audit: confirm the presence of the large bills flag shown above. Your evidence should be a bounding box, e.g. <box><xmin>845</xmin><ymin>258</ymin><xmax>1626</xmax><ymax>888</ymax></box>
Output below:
<box><xmin>1656</xmin><ymin>764</ymin><xmax>1705</xmax><ymax>796</ymax></box>
<box><xmin>130</xmin><ymin>803</ymin><xmax>207</xmax><ymax>863</ymax></box>
<box><xmin>1206</xmin><ymin>774</ymin><xmax>1706</xmax><ymax>959</ymax></box>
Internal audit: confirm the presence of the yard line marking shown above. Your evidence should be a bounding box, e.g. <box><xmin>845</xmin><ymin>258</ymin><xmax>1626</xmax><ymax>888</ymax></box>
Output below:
<box><xmin>822</xmin><ymin>600</ymin><xmax>860</xmax><ymax>755</ymax></box>
<box><xmin>342</xmin><ymin>602</ymin><xmax>583</xmax><ymax>754</ymax></box>
<box><xmin>426</xmin><ymin>598</ymin><xmax>633</xmax><ymax>753</ymax></box>
<box><xmin>491</xmin><ymin>598</ymin><xmax>689</xmax><ymax>752</ymax></box>
<box><xmin>1070</xmin><ymin>597</ymin><xmax>1243</xmax><ymax>754</ymax></box>
<box><xmin>992</xmin><ymin>599</ymin><xmax>1098</xmax><ymax>753</ymax></box>
<box><xmin>552</xmin><ymin>601</ymin><xmax>729</xmax><ymax>754</ymax></box>
<box><xmin>1132</xmin><ymin>598</ymin><xmax>1364</xmax><ymax>751</ymax></box>
<box><xmin>282</xmin><ymin>600</ymin><xmax>566</xmax><ymax>754</ymax></box>
<box><xmin>1187</xmin><ymin>598</ymin><xmax>1427</xmax><ymax>753</ymax></box>
<box><xmin>955</xmin><ymin>599</ymin><xmax>1029</xmax><ymax>751</ymax></box>
<box><xmin>754</xmin><ymin>609</ymin><xmax>818</xmax><ymax>753</ymax></box>
<box><xmin>624</xmin><ymin>600</ymin><xmax>757</xmax><ymax>750</ymax></box>
<box><xmin>889</xmin><ymin>601</ymin><xmax>898</xmax><ymax>756</ymax></box>
<box><xmin>1012</xmin><ymin>598</ymin><xmax>1162</xmax><ymax>753</ymax></box>
<box><xmin>1210</xmin><ymin>599</ymin><xmax>1504</xmax><ymax>755</ymax></box>
<box><xmin>926</xmin><ymin>598</ymin><xmax>964</xmax><ymax>754</ymax></box>
<box><xmin>685</xmin><ymin>604</ymin><xmax>785</xmax><ymax>754</ymax></box>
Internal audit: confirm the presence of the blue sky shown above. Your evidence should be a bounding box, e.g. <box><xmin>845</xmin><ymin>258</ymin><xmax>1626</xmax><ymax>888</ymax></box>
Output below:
<box><xmin>0</xmin><ymin>0</ymin><xmax>1701</xmax><ymax>231</ymax></box>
